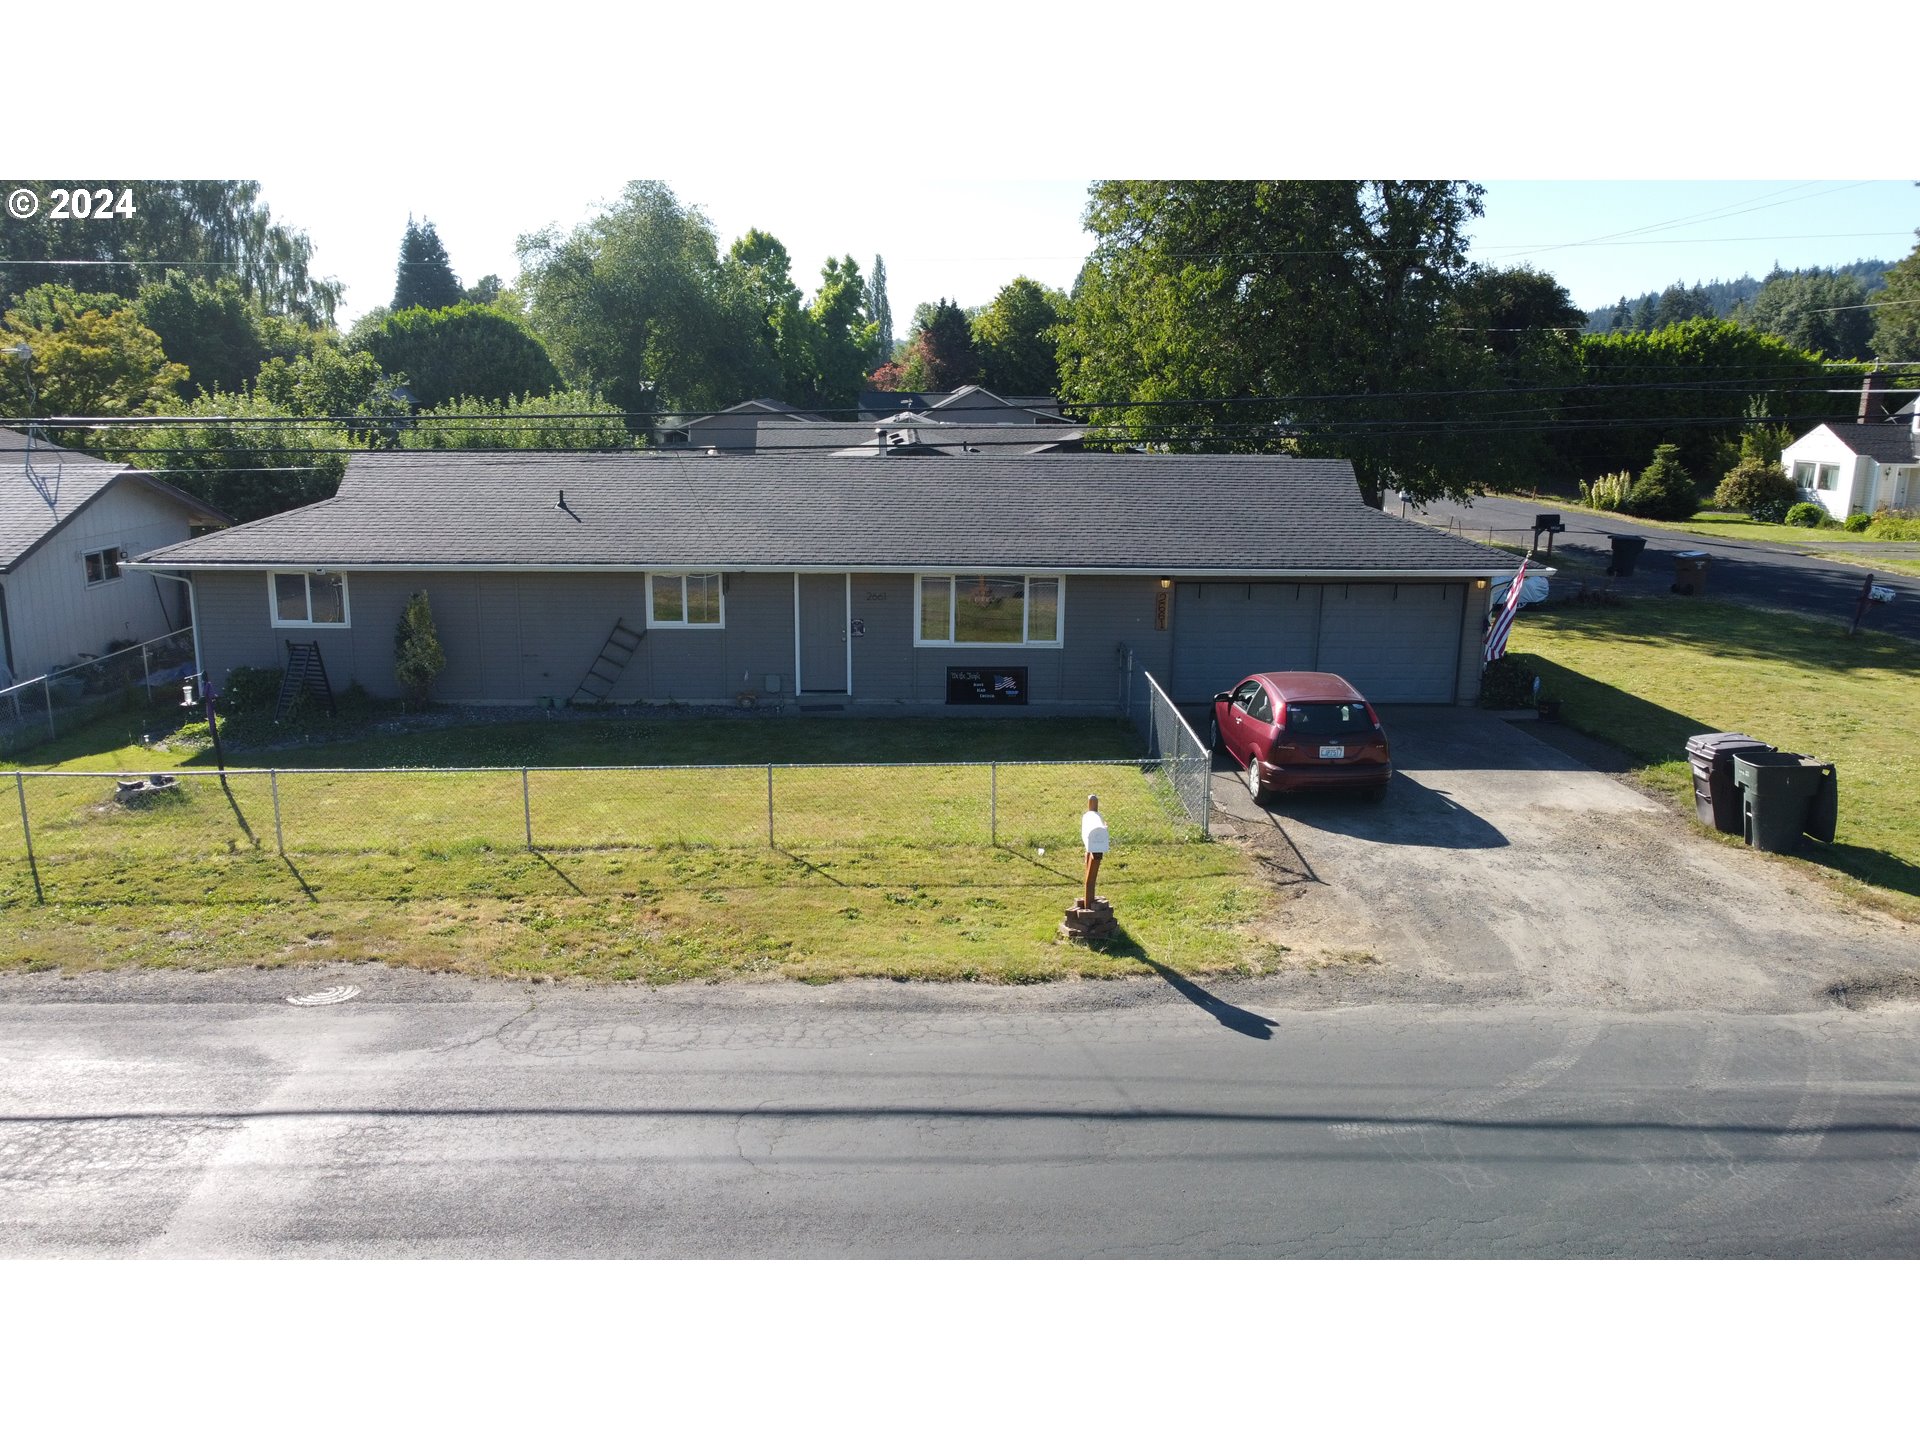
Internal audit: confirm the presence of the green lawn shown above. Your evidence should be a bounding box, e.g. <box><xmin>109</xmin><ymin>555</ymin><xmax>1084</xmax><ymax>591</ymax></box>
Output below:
<box><xmin>1513</xmin><ymin>597</ymin><xmax>1920</xmax><ymax>918</ymax></box>
<box><xmin>1</xmin><ymin>711</ymin><xmax>1282</xmax><ymax>984</ymax></box>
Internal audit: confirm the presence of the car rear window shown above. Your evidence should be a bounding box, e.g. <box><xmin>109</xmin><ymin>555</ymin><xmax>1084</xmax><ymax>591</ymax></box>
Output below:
<box><xmin>1283</xmin><ymin>701</ymin><xmax>1372</xmax><ymax>734</ymax></box>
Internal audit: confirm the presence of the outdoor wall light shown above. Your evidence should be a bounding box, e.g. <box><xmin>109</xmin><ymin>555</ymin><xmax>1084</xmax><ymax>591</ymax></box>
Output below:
<box><xmin>1475</xmin><ymin>578</ymin><xmax>1489</xmax><ymax>589</ymax></box>
<box><xmin>1159</xmin><ymin>577</ymin><xmax>1171</xmax><ymax>589</ymax></box>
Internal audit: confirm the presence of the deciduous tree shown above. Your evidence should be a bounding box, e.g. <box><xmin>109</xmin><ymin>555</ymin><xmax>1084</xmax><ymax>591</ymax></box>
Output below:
<box><xmin>1056</xmin><ymin>180</ymin><xmax>1486</xmax><ymax>504</ymax></box>
<box><xmin>0</xmin><ymin>181</ymin><xmax>341</xmax><ymax>322</ymax></box>
<box><xmin>351</xmin><ymin>304</ymin><xmax>561</xmax><ymax>409</ymax></box>
<box><xmin>972</xmin><ymin>277</ymin><xmax>1067</xmax><ymax>397</ymax></box>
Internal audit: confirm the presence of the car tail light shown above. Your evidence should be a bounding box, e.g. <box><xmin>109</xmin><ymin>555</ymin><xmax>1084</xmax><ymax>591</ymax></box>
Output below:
<box><xmin>1364</xmin><ymin>702</ymin><xmax>1380</xmax><ymax>728</ymax></box>
<box><xmin>1274</xmin><ymin>701</ymin><xmax>1288</xmax><ymax>730</ymax></box>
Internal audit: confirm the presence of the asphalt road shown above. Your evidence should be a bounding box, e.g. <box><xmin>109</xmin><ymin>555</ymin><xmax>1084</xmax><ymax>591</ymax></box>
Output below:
<box><xmin>1405</xmin><ymin>493</ymin><xmax>1920</xmax><ymax>642</ymax></box>
<box><xmin>3</xmin><ymin>977</ymin><xmax>1917</xmax><ymax>1258</ymax></box>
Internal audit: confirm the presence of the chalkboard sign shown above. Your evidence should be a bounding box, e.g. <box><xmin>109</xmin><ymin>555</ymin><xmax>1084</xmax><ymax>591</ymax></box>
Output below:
<box><xmin>947</xmin><ymin>666</ymin><xmax>1028</xmax><ymax>705</ymax></box>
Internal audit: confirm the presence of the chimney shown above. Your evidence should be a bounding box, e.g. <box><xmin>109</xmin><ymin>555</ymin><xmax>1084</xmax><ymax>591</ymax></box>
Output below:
<box><xmin>1859</xmin><ymin>370</ymin><xmax>1883</xmax><ymax>424</ymax></box>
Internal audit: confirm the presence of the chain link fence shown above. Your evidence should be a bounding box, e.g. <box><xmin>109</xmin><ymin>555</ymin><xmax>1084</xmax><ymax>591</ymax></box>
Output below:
<box><xmin>1120</xmin><ymin>646</ymin><xmax>1212</xmax><ymax>834</ymax></box>
<box><xmin>0</xmin><ymin>629</ymin><xmax>195</xmax><ymax>758</ymax></box>
<box><xmin>1</xmin><ymin>757</ymin><xmax>1206</xmax><ymax>904</ymax></box>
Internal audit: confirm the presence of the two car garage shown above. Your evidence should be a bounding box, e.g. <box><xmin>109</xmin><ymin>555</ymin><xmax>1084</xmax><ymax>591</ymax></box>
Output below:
<box><xmin>1170</xmin><ymin>580</ymin><xmax>1476</xmax><ymax>705</ymax></box>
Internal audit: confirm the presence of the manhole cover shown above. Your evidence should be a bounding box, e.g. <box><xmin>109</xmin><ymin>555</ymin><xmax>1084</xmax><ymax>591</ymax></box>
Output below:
<box><xmin>287</xmin><ymin>985</ymin><xmax>361</xmax><ymax>1007</ymax></box>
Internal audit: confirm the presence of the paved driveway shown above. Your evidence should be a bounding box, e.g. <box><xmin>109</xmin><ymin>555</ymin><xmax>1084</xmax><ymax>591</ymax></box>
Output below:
<box><xmin>1207</xmin><ymin>707</ymin><xmax>1916</xmax><ymax>1011</ymax></box>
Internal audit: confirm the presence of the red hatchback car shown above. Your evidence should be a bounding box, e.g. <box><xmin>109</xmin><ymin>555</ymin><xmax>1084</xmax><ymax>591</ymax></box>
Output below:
<box><xmin>1210</xmin><ymin>672</ymin><xmax>1392</xmax><ymax>803</ymax></box>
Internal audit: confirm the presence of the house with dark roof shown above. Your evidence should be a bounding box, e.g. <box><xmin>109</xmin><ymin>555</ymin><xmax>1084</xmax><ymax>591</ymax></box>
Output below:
<box><xmin>1780</xmin><ymin>380</ymin><xmax>1920</xmax><ymax>520</ymax></box>
<box><xmin>0</xmin><ymin>428</ymin><xmax>227</xmax><ymax>686</ymax></box>
<box><xmin>130</xmin><ymin>452</ymin><xmax>1516</xmax><ymax>711</ymax></box>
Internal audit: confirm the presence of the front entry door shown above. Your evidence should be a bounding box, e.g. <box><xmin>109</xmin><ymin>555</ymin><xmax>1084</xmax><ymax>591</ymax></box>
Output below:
<box><xmin>797</xmin><ymin>573</ymin><xmax>848</xmax><ymax>693</ymax></box>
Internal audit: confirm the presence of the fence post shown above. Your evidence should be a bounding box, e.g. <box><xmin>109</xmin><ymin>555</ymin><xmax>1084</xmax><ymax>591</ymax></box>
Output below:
<box><xmin>766</xmin><ymin>764</ymin><xmax>775</xmax><ymax>848</ymax></box>
<box><xmin>270</xmin><ymin>770</ymin><xmax>284</xmax><ymax>854</ymax></box>
<box><xmin>16</xmin><ymin>773</ymin><xmax>42</xmax><ymax>904</ymax></box>
<box><xmin>522</xmin><ymin>768</ymin><xmax>533</xmax><ymax>850</ymax></box>
<box><xmin>141</xmin><ymin>642</ymin><xmax>151</xmax><ymax>698</ymax></box>
<box><xmin>43</xmin><ymin>676</ymin><xmax>55</xmax><ymax>742</ymax></box>
<box><xmin>990</xmin><ymin>762</ymin><xmax>997</xmax><ymax>846</ymax></box>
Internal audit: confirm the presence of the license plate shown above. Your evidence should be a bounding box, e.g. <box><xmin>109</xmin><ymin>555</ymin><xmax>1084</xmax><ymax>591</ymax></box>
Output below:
<box><xmin>1319</xmin><ymin>745</ymin><xmax>1345</xmax><ymax>759</ymax></box>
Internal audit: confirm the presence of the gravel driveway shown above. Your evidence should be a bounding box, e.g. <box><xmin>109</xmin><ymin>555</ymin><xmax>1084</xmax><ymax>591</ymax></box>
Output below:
<box><xmin>1209</xmin><ymin>707</ymin><xmax>1916</xmax><ymax>1012</ymax></box>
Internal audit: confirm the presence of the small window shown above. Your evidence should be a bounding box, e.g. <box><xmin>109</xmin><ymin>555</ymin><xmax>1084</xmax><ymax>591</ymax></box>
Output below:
<box><xmin>647</xmin><ymin>573</ymin><xmax>725</xmax><ymax>628</ymax></box>
<box><xmin>1245</xmin><ymin>687</ymin><xmax>1274</xmax><ymax>724</ymax></box>
<box><xmin>1792</xmin><ymin>462</ymin><xmax>1815</xmax><ymax>490</ymax></box>
<box><xmin>269</xmin><ymin>571</ymin><xmax>350</xmax><ymax>627</ymax></box>
<box><xmin>1816</xmin><ymin>464</ymin><xmax>1840</xmax><ymax>492</ymax></box>
<box><xmin>83</xmin><ymin>547</ymin><xmax>123</xmax><ymax>586</ymax></box>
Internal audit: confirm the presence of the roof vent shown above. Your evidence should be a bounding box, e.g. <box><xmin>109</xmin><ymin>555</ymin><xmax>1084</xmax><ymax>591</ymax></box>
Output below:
<box><xmin>555</xmin><ymin>489</ymin><xmax>567</xmax><ymax>509</ymax></box>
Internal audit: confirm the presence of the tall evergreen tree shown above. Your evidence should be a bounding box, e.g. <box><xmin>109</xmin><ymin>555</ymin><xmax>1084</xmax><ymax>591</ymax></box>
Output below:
<box><xmin>393</xmin><ymin>218</ymin><xmax>463</xmax><ymax>312</ymax></box>
<box><xmin>867</xmin><ymin>255</ymin><xmax>893</xmax><ymax>369</ymax></box>
<box><xmin>1608</xmin><ymin>296</ymin><xmax>1630</xmax><ymax>332</ymax></box>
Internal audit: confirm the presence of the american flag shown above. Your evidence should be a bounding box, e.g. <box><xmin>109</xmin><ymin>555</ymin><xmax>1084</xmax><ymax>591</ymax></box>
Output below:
<box><xmin>994</xmin><ymin>675</ymin><xmax>1018</xmax><ymax>693</ymax></box>
<box><xmin>1484</xmin><ymin>557</ymin><xmax>1530</xmax><ymax>664</ymax></box>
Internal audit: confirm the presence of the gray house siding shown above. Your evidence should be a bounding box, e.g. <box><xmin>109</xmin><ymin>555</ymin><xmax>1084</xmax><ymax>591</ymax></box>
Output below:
<box><xmin>185</xmin><ymin>568</ymin><xmax>1181</xmax><ymax>711</ymax></box>
<box><xmin>2</xmin><ymin>484</ymin><xmax>196</xmax><ymax>680</ymax></box>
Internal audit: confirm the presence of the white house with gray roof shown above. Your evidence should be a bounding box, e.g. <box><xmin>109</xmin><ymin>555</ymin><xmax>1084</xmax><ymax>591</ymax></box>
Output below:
<box><xmin>1780</xmin><ymin>418</ymin><xmax>1920</xmax><ymax>521</ymax></box>
<box><xmin>131</xmin><ymin>452</ymin><xmax>1517</xmax><ymax>711</ymax></box>
<box><xmin>1</xmin><ymin>428</ymin><xmax>227</xmax><ymax>686</ymax></box>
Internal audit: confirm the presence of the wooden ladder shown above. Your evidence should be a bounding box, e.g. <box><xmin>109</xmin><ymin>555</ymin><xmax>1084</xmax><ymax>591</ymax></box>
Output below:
<box><xmin>569</xmin><ymin>619</ymin><xmax>644</xmax><ymax>707</ymax></box>
<box><xmin>276</xmin><ymin>640</ymin><xmax>337</xmax><ymax>722</ymax></box>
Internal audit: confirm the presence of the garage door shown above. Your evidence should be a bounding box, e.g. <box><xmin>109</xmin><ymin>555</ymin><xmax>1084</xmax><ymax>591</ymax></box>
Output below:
<box><xmin>1171</xmin><ymin>582</ymin><xmax>1321</xmax><ymax>701</ymax></box>
<box><xmin>1316</xmin><ymin>583</ymin><xmax>1464</xmax><ymax>702</ymax></box>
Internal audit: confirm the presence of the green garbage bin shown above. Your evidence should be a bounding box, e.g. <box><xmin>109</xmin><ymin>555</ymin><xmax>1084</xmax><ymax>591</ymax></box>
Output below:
<box><xmin>1732</xmin><ymin>752</ymin><xmax>1837</xmax><ymax>852</ymax></box>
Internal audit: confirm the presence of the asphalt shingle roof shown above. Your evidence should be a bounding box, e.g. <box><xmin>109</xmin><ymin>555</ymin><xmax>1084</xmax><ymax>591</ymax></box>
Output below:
<box><xmin>1819</xmin><ymin>423</ymin><xmax>1920</xmax><ymax>465</ymax></box>
<box><xmin>134</xmin><ymin>452</ymin><xmax>1516</xmax><ymax>575</ymax></box>
<box><xmin>1</xmin><ymin>429</ymin><xmax>131</xmax><ymax>570</ymax></box>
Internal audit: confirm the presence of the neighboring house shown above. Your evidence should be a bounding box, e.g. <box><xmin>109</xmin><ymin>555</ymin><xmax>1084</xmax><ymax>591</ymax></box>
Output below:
<box><xmin>0</xmin><ymin>428</ymin><xmax>228</xmax><ymax>686</ymax></box>
<box><xmin>655</xmin><ymin>399</ymin><xmax>829</xmax><ymax>452</ymax></box>
<box><xmin>131</xmin><ymin>452</ymin><xmax>1514</xmax><ymax>711</ymax></box>
<box><xmin>661</xmin><ymin>386</ymin><xmax>1078</xmax><ymax>453</ymax></box>
<box><xmin>855</xmin><ymin>387</ymin><xmax>1065</xmax><ymax>423</ymax></box>
<box><xmin>1780</xmin><ymin>419</ymin><xmax>1919</xmax><ymax>520</ymax></box>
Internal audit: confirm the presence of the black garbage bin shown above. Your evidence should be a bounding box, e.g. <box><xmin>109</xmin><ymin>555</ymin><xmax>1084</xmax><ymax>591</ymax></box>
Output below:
<box><xmin>1607</xmin><ymin>534</ymin><xmax>1648</xmax><ymax>577</ymax></box>
<box><xmin>1733</xmin><ymin>752</ymin><xmax>1838</xmax><ymax>852</ymax></box>
<box><xmin>1685</xmin><ymin>732</ymin><xmax>1773</xmax><ymax>833</ymax></box>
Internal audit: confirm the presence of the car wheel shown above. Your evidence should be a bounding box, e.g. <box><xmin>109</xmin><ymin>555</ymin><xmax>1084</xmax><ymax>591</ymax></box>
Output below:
<box><xmin>1208</xmin><ymin>716</ymin><xmax>1220</xmax><ymax>751</ymax></box>
<box><xmin>1245</xmin><ymin>752</ymin><xmax>1267</xmax><ymax>804</ymax></box>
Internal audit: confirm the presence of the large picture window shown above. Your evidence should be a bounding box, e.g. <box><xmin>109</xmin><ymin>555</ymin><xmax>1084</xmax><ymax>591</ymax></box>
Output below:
<box><xmin>269</xmin><ymin>571</ymin><xmax>349</xmax><ymax>627</ymax></box>
<box><xmin>915</xmin><ymin>574</ymin><xmax>1063</xmax><ymax>647</ymax></box>
<box><xmin>647</xmin><ymin>572</ymin><xmax>724</xmax><ymax>628</ymax></box>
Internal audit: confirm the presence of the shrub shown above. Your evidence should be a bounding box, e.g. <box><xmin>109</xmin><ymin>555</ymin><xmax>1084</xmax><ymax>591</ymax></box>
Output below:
<box><xmin>1478</xmin><ymin>654</ymin><xmax>1537</xmax><ymax>709</ymax></box>
<box><xmin>1785</xmin><ymin>501</ymin><xmax>1828</xmax><ymax>528</ymax></box>
<box><xmin>1579</xmin><ymin>471</ymin><xmax>1633</xmax><ymax>511</ymax></box>
<box><xmin>1622</xmin><ymin>444</ymin><xmax>1698</xmax><ymax>521</ymax></box>
<box><xmin>1867</xmin><ymin>512</ymin><xmax>1920</xmax><ymax>540</ymax></box>
<box><xmin>1844</xmin><ymin>512</ymin><xmax>1872</xmax><ymax>533</ymax></box>
<box><xmin>394</xmin><ymin>590</ymin><xmax>446</xmax><ymax>708</ymax></box>
<box><xmin>1712</xmin><ymin>455</ymin><xmax>1797</xmax><ymax>523</ymax></box>
<box><xmin>219</xmin><ymin>665</ymin><xmax>283</xmax><ymax>714</ymax></box>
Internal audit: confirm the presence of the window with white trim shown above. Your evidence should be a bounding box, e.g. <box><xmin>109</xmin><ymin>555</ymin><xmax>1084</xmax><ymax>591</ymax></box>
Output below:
<box><xmin>83</xmin><ymin>547</ymin><xmax>123</xmax><ymax>586</ymax></box>
<box><xmin>915</xmin><ymin>574</ymin><xmax>1063</xmax><ymax>647</ymax></box>
<box><xmin>647</xmin><ymin>572</ymin><xmax>725</xmax><ymax>628</ymax></box>
<box><xmin>269</xmin><ymin>571</ymin><xmax>349</xmax><ymax>627</ymax></box>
